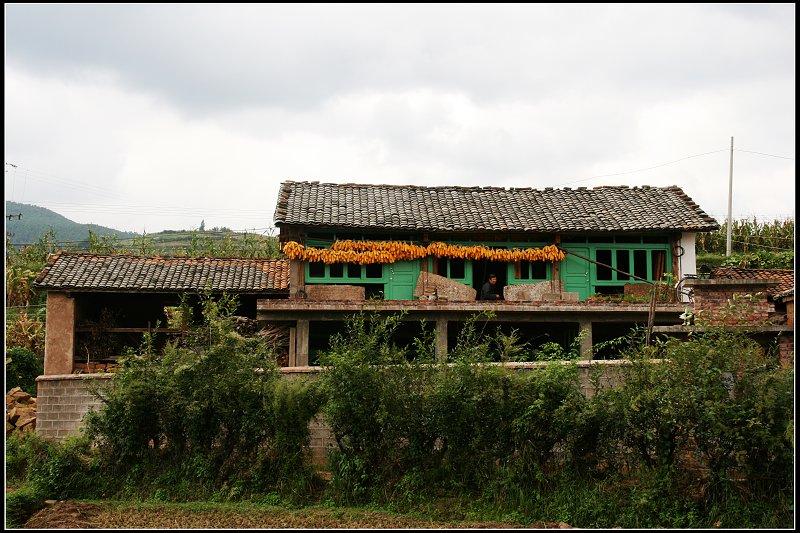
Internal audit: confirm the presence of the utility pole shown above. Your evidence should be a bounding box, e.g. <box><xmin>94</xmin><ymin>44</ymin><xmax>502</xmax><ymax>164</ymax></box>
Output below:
<box><xmin>726</xmin><ymin>136</ymin><xmax>734</xmax><ymax>256</ymax></box>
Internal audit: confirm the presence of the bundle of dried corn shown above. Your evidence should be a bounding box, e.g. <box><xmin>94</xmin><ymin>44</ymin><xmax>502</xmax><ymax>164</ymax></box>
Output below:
<box><xmin>6</xmin><ymin>387</ymin><xmax>37</xmax><ymax>436</ymax></box>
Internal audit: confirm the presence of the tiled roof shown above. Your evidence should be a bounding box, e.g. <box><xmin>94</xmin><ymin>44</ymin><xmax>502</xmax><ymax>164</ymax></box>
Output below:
<box><xmin>274</xmin><ymin>181</ymin><xmax>719</xmax><ymax>233</ymax></box>
<box><xmin>774</xmin><ymin>288</ymin><xmax>794</xmax><ymax>302</ymax></box>
<box><xmin>711</xmin><ymin>267</ymin><xmax>794</xmax><ymax>299</ymax></box>
<box><xmin>34</xmin><ymin>253</ymin><xmax>289</xmax><ymax>293</ymax></box>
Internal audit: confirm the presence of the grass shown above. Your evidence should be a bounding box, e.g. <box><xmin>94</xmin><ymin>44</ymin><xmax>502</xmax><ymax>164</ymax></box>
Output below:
<box><xmin>20</xmin><ymin>499</ymin><xmax>549</xmax><ymax>529</ymax></box>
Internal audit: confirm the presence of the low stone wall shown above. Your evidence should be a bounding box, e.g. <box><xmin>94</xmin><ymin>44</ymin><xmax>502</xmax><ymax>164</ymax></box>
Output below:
<box><xmin>36</xmin><ymin>361</ymin><xmax>628</xmax><ymax>463</ymax></box>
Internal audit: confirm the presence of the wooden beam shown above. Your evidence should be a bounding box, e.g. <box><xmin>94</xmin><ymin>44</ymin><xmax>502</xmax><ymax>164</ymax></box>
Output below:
<box><xmin>295</xmin><ymin>320</ymin><xmax>309</xmax><ymax>366</ymax></box>
<box><xmin>435</xmin><ymin>318</ymin><xmax>448</xmax><ymax>361</ymax></box>
<box><xmin>578</xmin><ymin>319</ymin><xmax>593</xmax><ymax>360</ymax></box>
<box><xmin>288</xmin><ymin>327</ymin><xmax>297</xmax><ymax>366</ymax></box>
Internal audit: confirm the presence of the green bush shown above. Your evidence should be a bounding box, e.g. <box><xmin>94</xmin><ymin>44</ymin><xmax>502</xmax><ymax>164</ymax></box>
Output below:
<box><xmin>697</xmin><ymin>251</ymin><xmax>793</xmax><ymax>270</ymax></box>
<box><xmin>6</xmin><ymin>431</ymin><xmax>101</xmax><ymax>499</ymax></box>
<box><xmin>5</xmin><ymin>485</ymin><xmax>45</xmax><ymax>528</ymax></box>
<box><xmin>5</xmin><ymin>346</ymin><xmax>43</xmax><ymax>395</ymax></box>
<box><xmin>83</xmin><ymin>293</ymin><xmax>325</xmax><ymax>501</ymax></box>
<box><xmin>6</xmin><ymin>306</ymin><xmax>791</xmax><ymax>527</ymax></box>
<box><xmin>321</xmin><ymin>312</ymin><xmax>590</xmax><ymax>504</ymax></box>
<box><xmin>319</xmin><ymin>313</ymin><xmax>794</xmax><ymax>527</ymax></box>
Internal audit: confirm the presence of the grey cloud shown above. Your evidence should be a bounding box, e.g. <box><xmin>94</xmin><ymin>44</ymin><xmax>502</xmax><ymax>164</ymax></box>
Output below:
<box><xmin>6</xmin><ymin>4</ymin><xmax>794</xmax><ymax>114</ymax></box>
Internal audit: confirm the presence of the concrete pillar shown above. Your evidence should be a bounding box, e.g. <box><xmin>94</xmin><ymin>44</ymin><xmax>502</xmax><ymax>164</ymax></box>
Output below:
<box><xmin>296</xmin><ymin>319</ymin><xmax>310</xmax><ymax>366</ymax></box>
<box><xmin>578</xmin><ymin>319</ymin><xmax>593</xmax><ymax>360</ymax></box>
<box><xmin>435</xmin><ymin>318</ymin><xmax>448</xmax><ymax>361</ymax></box>
<box><xmin>43</xmin><ymin>292</ymin><xmax>76</xmax><ymax>375</ymax></box>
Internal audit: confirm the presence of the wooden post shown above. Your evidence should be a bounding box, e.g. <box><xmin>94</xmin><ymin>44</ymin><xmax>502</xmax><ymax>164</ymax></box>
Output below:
<box><xmin>288</xmin><ymin>327</ymin><xmax>297</xmax><ymax>367</ymax></box>
<box><xmin>578</xmin><ymin>319</ymin><xmax>593</xmax><ymax>360</ymax></box>
<box><xmin>671</xmin><ymin>234</ymin><xmax>681</xmax><ymax>281</ymax></box>
<box><xmin>435</xmin><ymin>318</ymin><xmax>448</xmax><ymax>361</ymax></box>
<box><xmin>289</xmin><ymin>260</ymin><xmax>305</xmax><ymax>299</ymax></box>
<box><xmin>43</xmin><ymin>292</ymin><xmax>76</xmax><ymax>375</ymax></box>
<box><xmin>296</xmin><ymin>320</ymin><xmax>309</xmax><ymax>366</ymax></box>
<box><xmin>552</xmin><ymin>234</ymin><xmax>561</xmax><ymax>292</ymax></box>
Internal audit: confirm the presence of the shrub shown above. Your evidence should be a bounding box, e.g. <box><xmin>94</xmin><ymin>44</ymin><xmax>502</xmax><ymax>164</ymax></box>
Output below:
<box><xmin>590</xmin><ymin>329</ymin><xmax>793</xmax><ymax>513</ymax></box>
<box><xmin>321</xmin><ymin>312</ymin><xmax>589</xmax><ymax>504</ymax></box>
<box><xmin>5</xmin><ymin>310</ymin><xmax>46</xmax><ymax>358</ymax></box>
<box><xmin>83</xmin><ymin>293</ymin><xmax>325</xmax><ymax>501</ymax></box>
<box><xmin>5</xmin><ymin>485</ymin><xmax>45</xmax><ymax>528</ymax></box>
<box><xmin>319</xmin><ymin>312</ymin><xmax>793</xmax><ymax>527</ymax></box>
<box><xmin>5</xmin><ymin>346</ymin><xmax>43</xmax><ymax>395</ymax></box>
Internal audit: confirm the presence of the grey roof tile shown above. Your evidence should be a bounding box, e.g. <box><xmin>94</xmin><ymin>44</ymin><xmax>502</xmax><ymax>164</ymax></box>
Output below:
<box><xmin>34</xmin><ymin>253</ymin><xmax>289</xmax><ymax>293</ymax></box>
<box><xmin>274</xmin><ymin>181</ymin><xmax>719</xmax><ymax>233</ymax></box>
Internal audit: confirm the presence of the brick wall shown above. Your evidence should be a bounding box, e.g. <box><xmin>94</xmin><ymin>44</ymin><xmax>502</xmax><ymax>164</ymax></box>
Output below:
<box><xmin>35</xmin><ymin>374</ymin><xmax>113</xmax><ymax>440</ymax></box>
<box><xmin>777</xmin><ymin>334</ymin><xmax>794</xmax><ymax>369</ymax></box>
<box><xmin>687</xmin><ymin>279</ymin><xmax>776</xmax><ymax>325</ymax></box>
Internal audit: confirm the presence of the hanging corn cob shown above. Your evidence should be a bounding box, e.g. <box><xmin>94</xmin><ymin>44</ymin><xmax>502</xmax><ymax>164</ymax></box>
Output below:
<box><xmin>282</xmin><ymin>240</ymin><xmax>565</xmax><ymax>265</ymax></box>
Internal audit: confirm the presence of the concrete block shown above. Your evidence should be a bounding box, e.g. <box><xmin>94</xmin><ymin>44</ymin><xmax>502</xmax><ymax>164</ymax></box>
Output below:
<box><xmin>414</xmin><ymin>272</ymin><xmax>477</xmax><ymax>301</ymax></box>
<box><xmin>305</xmin><ymin>284</ymin><xmax>365</xmax><ymax>301</ymax></box>
<box><xmin>504</xmin><ymin>281</ymin><xmax>555</xmax><ymax>301</ymax></box>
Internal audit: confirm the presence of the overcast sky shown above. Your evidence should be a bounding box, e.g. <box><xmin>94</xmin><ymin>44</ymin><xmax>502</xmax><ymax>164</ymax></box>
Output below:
<box><xmin>4</xmin><ymin>4</ymin><xmax>795</xmax><ymax>234</ymax></box>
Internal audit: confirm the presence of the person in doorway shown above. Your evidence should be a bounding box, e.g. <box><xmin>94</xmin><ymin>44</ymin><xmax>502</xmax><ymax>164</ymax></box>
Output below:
<box><xmin>480</xmin><ymin>273</ymin><xmax>502</xmax><ymax>300</ymax></box>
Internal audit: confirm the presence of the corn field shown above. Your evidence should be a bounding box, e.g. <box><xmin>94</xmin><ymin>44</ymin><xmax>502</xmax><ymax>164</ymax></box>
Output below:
<box><xmin>696</xmin><ymin>218</ymin><xmax>794</xmax><ymax>255</ymax></box>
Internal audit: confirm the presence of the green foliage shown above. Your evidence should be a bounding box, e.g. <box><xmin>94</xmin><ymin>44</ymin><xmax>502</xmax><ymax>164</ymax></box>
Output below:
<box><xmin>319</xmin><ymin>313</ymin><xmax>793</xmax><ymax>527</ymax></box>
<box><xmin>696</xmin><ymin>218</ymin><xmax>794</xmax><ymax>255</ymax></box>
<box><xmin>82</xmin><ymin>293</ymin><xmax>325</xmax><ymax>501</ymax></box>
<box><xmin>320</xmin><ymin>313</ymin><xmax>588</xmax><ymax>504</ymax></box>
<box><xmin>5</xmin><ymin>485</ymin><xmax>45</xmax><ymax>528</ymax></box>
<box><xmin>5</xmin><ymin>431</ymin><xmax>115</xmax><ymax>526</ymax></box>
<box><xmin>698</xmin><ymin>251</ymin><xmax>793</xmax><ymax>270</ymax></box>
<box><xmin>5</xmin><ymin>346</ymin><xmax>43</xmax><ymax>394</ymax></box>
<box><xmin>5</xmin><ymin>308</ymin><xmax>792</xmax><ymax>527</ymax></box>
<box><xmin>695</xmin><ymin>218</ymin><xmax>794</xmax><ymax>270</ymax></box>
<box><xmin>600</xmin><ymin>331</ymin><xmax>793</xmax><ymax>494</ymax></box>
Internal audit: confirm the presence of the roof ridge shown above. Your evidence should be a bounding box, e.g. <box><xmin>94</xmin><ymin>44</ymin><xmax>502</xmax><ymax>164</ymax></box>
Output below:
<box><xmin>48</xmin><ymin>251</ymin><xmax>288</xmax><ymax>262</ymax></box>
<box><xmin>277</xmin><ymin>179</ymin><xmax>683</xmax><ymax>193</ymax></box>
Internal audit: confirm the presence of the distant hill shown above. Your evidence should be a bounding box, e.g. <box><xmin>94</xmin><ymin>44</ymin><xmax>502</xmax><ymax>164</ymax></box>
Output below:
<box><xmin>5</xmin><ymin>202</ymin><xmax>278</xmax><ymax>256</ymax></box>
<box><xmin>6</xmin><ymin>202</ymin><xmax>138</xmax><ymax>245</ymax></box>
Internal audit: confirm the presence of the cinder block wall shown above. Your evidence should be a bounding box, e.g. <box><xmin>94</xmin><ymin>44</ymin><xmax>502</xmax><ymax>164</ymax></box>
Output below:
<box><xmin>37</xmin><ymin>362</ymin><xmax>627</xmax><ymax>462</ymax></box>
<box><xmin>35</xmin><ymin>374</ymin><xmax>113</xmax><ymax>440</ymax></box>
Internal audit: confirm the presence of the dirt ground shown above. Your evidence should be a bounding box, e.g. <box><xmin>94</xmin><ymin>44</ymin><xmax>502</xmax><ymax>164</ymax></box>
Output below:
<box><xmin>24</xmin><ymin>501</ymin><xmax>571</xmax><ymax>529</ymax></box>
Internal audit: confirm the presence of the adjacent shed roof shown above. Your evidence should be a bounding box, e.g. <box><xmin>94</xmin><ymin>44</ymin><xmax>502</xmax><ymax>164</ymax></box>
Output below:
<box><xmin>711</xmin><ymin>267</ymin><xmax>794</xmax><ymax>299</ymax></box>
<box><xmin>34</xmin><ymin>253</ymin><xmax>289</xmax><ymax>293</ymax></box>
<box><xmin>274</xmin><ymin>181</ymin><xmax>719</xmax><ymax>233</ymax></box>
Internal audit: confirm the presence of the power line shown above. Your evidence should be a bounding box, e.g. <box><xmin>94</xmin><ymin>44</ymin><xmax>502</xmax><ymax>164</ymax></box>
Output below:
<box><xmin>735</xmin><ymin>149</ymin><xmax>795</xmax><ymax>160</ymax></box>
<box><xmin>729</xmin><ymin>239</ymin><xmax>794</xmax><ymax>251</ymax></box>
<box><xmin>8</xmin><ymin>228</ymin><xmax>278</xmax><ymax>247</ymax></box>
<box><xmin>556</xmin><ymin>148</ymin><xmax>729</xmax><ymax>187</ymax></box>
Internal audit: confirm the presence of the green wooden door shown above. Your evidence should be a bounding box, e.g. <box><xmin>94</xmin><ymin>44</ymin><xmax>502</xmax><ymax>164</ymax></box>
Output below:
<box><xmin>385</xmin><ymin>260</ymin><xmax>420</xmax><ymax>300</ymax></box>
<box><xmin>560</xmin><ymin>246</ymin><xmax>591</xmax><ymax>301</ymax></box>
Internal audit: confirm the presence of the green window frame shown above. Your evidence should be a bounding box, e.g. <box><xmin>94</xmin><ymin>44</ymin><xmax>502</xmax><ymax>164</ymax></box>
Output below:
<box><xmin>590</xmin><ymin>245</ymin><xmax>671</xmax><ymax>286</ymax></box>
<box><xmin>428</xmin><ymin>257</ymin><xmax>472</xmax><ymax>285</ymax></box>
<box><xmin>305</xmin><ymin>261</ymin><xmax>385</xmax><ymax>283</ymax></box>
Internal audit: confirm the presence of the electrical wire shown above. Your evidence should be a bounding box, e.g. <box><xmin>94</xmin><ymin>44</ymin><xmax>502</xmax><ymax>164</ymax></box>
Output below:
<box><xmin>556</xmin><ymin>149</ymin><xmax>729</xmax><ymax>186</ymax></box>
<box><xmin>729</xmin><ymin>239</ymin><xmax>795</xmax><ymax>251</ymax></box>
<box><xmin>735</xmin><ymin>149</ymin><xmax>795</xmax><ymax>160</ymax></box>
